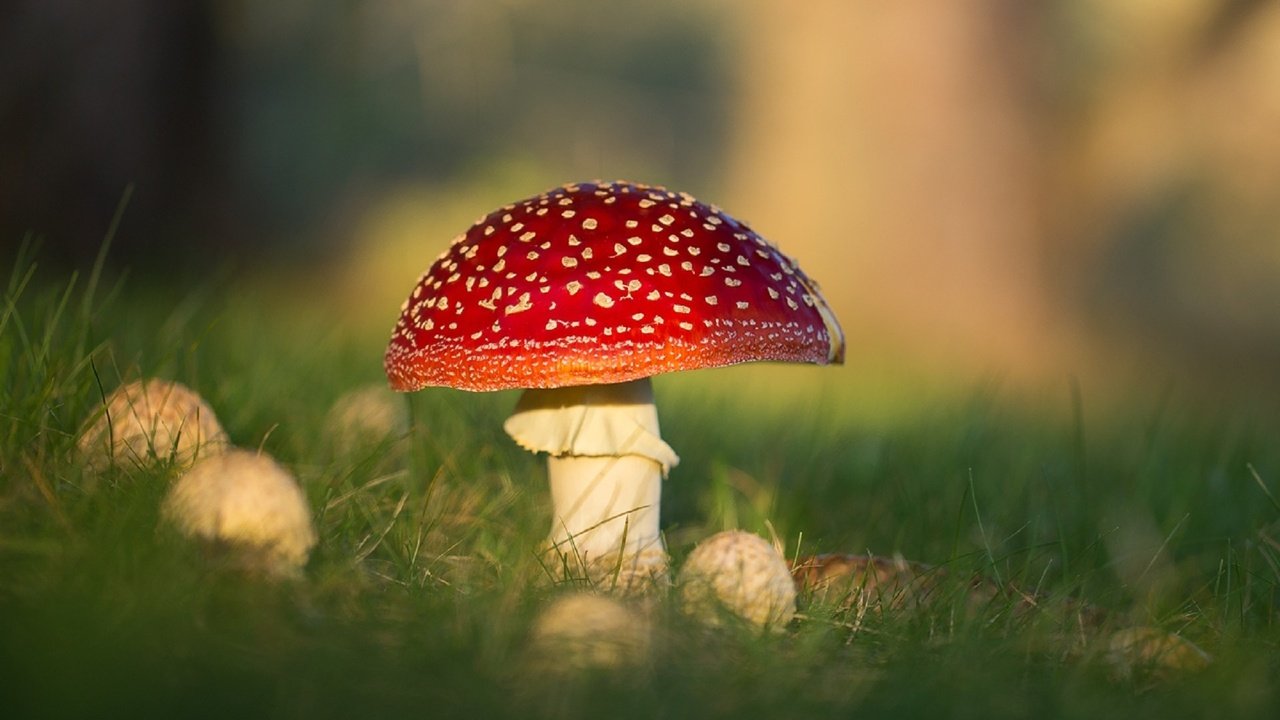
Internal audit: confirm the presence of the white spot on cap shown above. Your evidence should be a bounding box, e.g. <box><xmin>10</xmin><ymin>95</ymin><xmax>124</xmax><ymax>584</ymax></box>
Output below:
<box><xmin>562</xmin><ymin>257</ymin><xmax>578</xmax><ymax>268</ymax></box>
<box><xmin>593</xmin><ymin>292</ymin><xmax>615</xmax><ymax>308</ymax></box>
<box><xmin>705</xmin><ymin>296</ymin><xmax>718</xmax><ymax>305</ymax></box>
<box><xmin>566</xmin><ymin>280</ymin><xmax>583</xmax><ymax>295</ymax></box>
<box><xmin>582</xmin><ymin>217</ymin><xmax>598</xmax><ymax>230</ymax></box>
<box><xmin>736</xmin><ymin>301</ymin><xmax>749</xmax><ymax>309</ymax></box>
<box><xmin>725</xmin><ymin>277</ymin><xmax>743</xmax><ymax>287</ymax></box>
<box><xmin>673</xmin><ymin>304</ymin><xmax>691</xmax><ymax>314</ymax></box>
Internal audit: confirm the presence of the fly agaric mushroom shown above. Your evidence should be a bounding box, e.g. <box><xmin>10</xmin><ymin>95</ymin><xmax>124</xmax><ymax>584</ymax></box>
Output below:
<box><xmin>385</xmin><ymin>181</ymin><xmax>844</xmax><ymax>591</ymax></box>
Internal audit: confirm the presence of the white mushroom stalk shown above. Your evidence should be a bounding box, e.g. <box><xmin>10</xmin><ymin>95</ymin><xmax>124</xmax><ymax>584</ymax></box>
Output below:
<box><xmin>504</xmin><ymin>378</ymin><xmax>677</xmax><ymax>589</ymax></box>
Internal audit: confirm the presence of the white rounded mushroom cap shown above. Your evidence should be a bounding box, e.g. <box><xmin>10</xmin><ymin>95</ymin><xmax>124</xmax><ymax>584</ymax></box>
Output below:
<box><xmin>677</xmin><ymin>530</ymin><xmax>797</xmax><ymax>631</ymax></box>
<box><xmin>163</xmin><ymin>449</ymin><xmax>317</xmax><ymax>576</ymax></box>
<box><xmin>1105</xmin><ymin>626</ymin><xmax>1212</xmax><ymax>679</ymax></box>
<box><xmin>78</xmin><ymin>379</ymin><xmax>228</xmax><ymax>471</ymax></box>
<box><xmin>529</xmin><ymin>593</ymin><xmax>651</xmax><ymax>670</ymax></box>
<box><xmin>323</xmin><ymin>384</ymin><xmax>409</xmax><ymax>454</ymax></box>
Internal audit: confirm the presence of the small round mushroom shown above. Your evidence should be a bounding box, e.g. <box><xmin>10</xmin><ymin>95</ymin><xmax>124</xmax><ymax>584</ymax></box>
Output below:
<box><xmin>162</xmin><ymin>449</ymin><xmax>317</xmax><ymax>577</ymax></box>
<box><xmin>384</xmin><ymin>181</ymin><xmax>844</xmax><ymax>592</ymax></box>
<box><xmin>1105</xmin><ymin>626</ymin><xmax>1212</xmax><ymax>680</ymax></box>
<box><xmin>677</xmin><ymin>530</ymin><xmax>797</xmax><ymax>631</ymax></box>
<box><xmin>528</xmin><ymin>592</ymin><xmax>651</xmax><ymax>671</ymax></box>
<box><xmin>323</xmin><ymin>384</ymin><xmax>409</xmax><ymax>455</ymax></box>
<box><xmin>78</xmin><ymin>379</ymin><xmax>228</xmax><ymax>471</ymax></box>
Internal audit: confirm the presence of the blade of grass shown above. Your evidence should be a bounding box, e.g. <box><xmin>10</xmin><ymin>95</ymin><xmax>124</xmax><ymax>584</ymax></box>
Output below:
<box><xmin>969</xmin><ymin>468</ymin><xmax>1002</xmax><ymax>586</ymax></box>
<box><xmin>1247</xmin><ymin>463</ymin><xmax>1280</xmax><ymax>514</ymax></box>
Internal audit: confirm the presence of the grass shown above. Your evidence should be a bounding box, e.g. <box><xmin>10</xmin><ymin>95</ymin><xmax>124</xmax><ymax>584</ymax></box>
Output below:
<box><xmin>2</xmin><ymin>242</ymin><xmax>1279</xmax><ymax>719</ymax></box>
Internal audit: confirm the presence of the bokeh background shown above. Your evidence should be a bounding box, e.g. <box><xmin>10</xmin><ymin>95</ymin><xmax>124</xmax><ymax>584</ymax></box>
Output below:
<box><xmin>5</xmin><ymin>0</ymin><xmax>1280</xmax><ymax>400</ymax></box>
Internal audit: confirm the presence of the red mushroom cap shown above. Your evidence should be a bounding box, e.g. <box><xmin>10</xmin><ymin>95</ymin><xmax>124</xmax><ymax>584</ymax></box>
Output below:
<box><xmin>385</xmin><ymin>181</ymin><xmax>845</xmax><ymax>392</ymax></box>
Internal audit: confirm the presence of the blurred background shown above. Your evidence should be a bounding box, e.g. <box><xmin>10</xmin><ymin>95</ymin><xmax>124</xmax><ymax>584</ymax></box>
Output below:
<box><xmin>4</xmin><ymin>0</ymin><xmax>1280</xmax><ymax>397</ymax></box>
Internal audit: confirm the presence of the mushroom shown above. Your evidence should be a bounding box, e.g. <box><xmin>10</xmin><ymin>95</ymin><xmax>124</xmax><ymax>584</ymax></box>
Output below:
<box><xmin>1105</xmin><ymin>626</ymin><xmax>1212</xmax><ymax>680</ymax></box>
<box><xmin>677</xmin><ymin>530</ymin><xmax>797</xmax><ymax>630</ymax></box>
<box><xmin>78</xmin><ymin>379</ymin><xmax>228</xmax><ymax>472</ymax></box>
<box><xmin>527</xmin><ymin>592</ymin><xmax>652</xmax><ymax>671</ymax></box>
<box><xmin>384</xmin><ymin>181</ymin><xmax>844</xmax><ymax>591</ymax></box>
<box><xmin>323</xmin><ymin>383</ymin><xmax>410</xmax><ymax>456</ymax></box>
<box><xmin>162</xmin><ymin>448</ymin><xmax>317</xmax><ymax>577</ymax></box>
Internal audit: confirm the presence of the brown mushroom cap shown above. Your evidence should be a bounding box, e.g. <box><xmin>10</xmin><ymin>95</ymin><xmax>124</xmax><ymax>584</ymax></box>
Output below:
<box><xmin>385</xmin><ymin>181</ymin><xmax>845</xmax><ymax>392</ymax></box>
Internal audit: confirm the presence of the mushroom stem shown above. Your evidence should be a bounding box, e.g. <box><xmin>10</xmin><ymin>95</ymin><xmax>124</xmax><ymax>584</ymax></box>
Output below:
<box><xmin>545</xmin><ymin>449</ymin><xmax>663</xmax><ymax>559</ymax></box>
<box><xmin>504</xmin><ymin>378</ymin><xmax>678</xmax><ymax>588</ymax></box>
